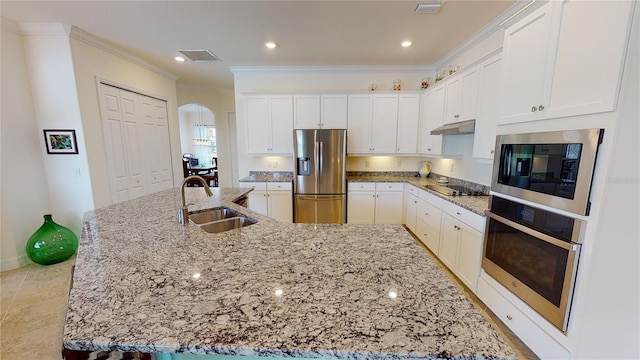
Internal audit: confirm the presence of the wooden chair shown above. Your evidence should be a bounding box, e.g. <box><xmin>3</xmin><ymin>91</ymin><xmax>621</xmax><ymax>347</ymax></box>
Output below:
<box><xmin>182</xmin><ymin>159</ymin><xmax>200</xmax><ymax>187</ymax></box>
<box><xmin>200</xmin><ymin>157</ymin><xmax>218</xmax><ymax>187</ymax></box>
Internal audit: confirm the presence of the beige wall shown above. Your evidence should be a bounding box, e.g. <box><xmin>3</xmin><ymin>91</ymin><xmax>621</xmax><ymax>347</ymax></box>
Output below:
<box><xmin>176</xmin><ymin>86</ymin><xmax>235</xmax><ymax>187</ymax></box>
<box><xmin>69</xmin><ymin>31</ymin><xmax>181</xmax><ymax>209</ymax></box>
<box><xmin>0</xmin><ymin>22</ymin><xmax>53</xmax><ymax>270</ymax></box>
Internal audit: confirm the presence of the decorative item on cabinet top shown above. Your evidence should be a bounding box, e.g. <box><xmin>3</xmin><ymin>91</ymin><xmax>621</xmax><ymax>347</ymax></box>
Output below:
<box><xmin>419</xmin><ymin>161</ymin><xmax>432</xmax><ymax>178</ymax></box>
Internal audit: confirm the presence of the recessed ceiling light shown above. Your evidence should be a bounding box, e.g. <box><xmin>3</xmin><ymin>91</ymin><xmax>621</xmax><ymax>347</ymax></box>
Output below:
<box><xmin>401</xmin><ymin>41</ymin><xmax>412</xmax><ymax>47</ymax></box>
<box><xmin>265</xmin><ymin>42</ymin><xmax>277</xmax><ymax>49</ymax></box>
<box><xmin>175</xmin><ymin>56</ymin><xmax>185</xmax><ymax>62</ymax></box>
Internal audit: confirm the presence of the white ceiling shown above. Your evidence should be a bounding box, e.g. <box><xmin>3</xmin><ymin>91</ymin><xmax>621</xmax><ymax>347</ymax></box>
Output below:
<box><xmin>1</xmin><ymin>0</ymin><xmax>518</xmax><ymax>91</ymax></box>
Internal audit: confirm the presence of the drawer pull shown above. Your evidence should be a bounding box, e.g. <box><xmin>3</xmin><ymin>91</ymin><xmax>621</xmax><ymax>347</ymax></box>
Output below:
<box><xmin>506</xmin><ymin>315</ymin><xmax>513</xmax><ymax>321</ymax></box>
<box><xmin>456</xmin><ymin>212</ymin><xmax>461</xmax><ymax>215</ymax></box>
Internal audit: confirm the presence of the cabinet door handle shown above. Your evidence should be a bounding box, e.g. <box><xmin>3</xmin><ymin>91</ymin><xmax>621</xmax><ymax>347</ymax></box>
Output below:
<box><xmin>425</xmin><ymin>213</ymin><xmax>429</xmax><ymax>216</ymax></box>
<box><xmin>427</xmin><ymin>148</ymin><xmax>432</xmax><ymax>151</ymax></box>
<box><xmin>456</xmin><ymin>212</ymin><xmax>461</xmax><ymax>215</ymax></box>
<box><xmin>531</xmin><ymin>106</ymin><xmax>537</xmax><ymax>112</ymax></box>
<box><xmin>506</xmin><ymin>315</ymin><xmax>513</xmax><ymax>321</ymax></box>
<box><xmin>490</xmin><ymin>150</ymin><xmax>494</xmax><ymax>154</ymax></box>
<box><xmin>454</xmin><ymin>114</ymin><xmax>459</xmax><ymax>118</ymax></box>
<box><xmin>538</xmin><ymin>105</ymin><xmax>545</xmax><ymax>111</ymax></box>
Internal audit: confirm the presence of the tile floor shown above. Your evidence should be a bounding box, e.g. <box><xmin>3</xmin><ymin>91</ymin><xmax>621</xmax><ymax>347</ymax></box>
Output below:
<box><xmin>1</xmin><ymin>243</ymin><xmax>539</xmax><ymax>360</ymax></box>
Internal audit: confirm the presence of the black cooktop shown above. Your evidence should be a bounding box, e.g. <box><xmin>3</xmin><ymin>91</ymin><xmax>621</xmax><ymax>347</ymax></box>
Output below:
<box><xmin>424</xmin><ymin>184</ymin><xmax>489</xmax><ymax>197</ymax></box>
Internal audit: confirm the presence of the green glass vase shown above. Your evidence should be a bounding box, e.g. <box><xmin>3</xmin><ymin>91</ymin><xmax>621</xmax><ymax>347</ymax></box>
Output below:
<box><xmin>26</xmin><ymin>214</ymin><xmax>78</xmax><ymax>265</ymax></box>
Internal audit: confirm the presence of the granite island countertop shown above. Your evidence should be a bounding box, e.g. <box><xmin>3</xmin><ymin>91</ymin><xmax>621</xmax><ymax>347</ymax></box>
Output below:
<box><xmin>63</xmin><ymin>187</ymin><xmax>515</xmax><ymax>359</ymax></box>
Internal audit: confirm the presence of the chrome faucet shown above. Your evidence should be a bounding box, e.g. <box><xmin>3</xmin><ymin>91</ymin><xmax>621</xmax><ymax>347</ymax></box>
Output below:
<box><xmin>178</xmin><ymin>175</ymin><xmax>214</xmax><ymax>225</ymax></box>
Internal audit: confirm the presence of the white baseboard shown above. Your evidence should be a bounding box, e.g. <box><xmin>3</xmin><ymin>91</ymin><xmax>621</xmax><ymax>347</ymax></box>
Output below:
<box><xmin>0</xmin><ymin>254</ymin><xmax>30</xmax><ymax>272</ymax></box>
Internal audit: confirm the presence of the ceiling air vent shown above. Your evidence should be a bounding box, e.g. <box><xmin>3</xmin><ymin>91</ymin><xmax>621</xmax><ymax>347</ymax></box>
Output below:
<box><xmin>178</xmin><ymin>50</ymin><xmax>221</xmax><ymax>62</ymax></box>
<box><xmin>414</xmin><ymin>1</ymin><xmax>445</xmax><ymax>14</ymax></box>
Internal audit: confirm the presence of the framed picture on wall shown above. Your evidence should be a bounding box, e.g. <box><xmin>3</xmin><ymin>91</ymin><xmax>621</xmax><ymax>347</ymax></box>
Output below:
<box><xmin>43</xmin><ymin>129</ymin><xmax>78</xmax><ymax>154</ymax></box>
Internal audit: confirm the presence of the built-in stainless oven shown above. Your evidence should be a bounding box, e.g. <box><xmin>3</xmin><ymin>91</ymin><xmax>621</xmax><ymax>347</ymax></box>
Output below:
<box><xmin>492</xmin><ymin>128</ymin><xmax>604</xmax><ymax>215</ymax></box>
<box><xmin>483</xmin><ymin>196</ymin><xmax>585</xmax><ymax>333</ymax></box>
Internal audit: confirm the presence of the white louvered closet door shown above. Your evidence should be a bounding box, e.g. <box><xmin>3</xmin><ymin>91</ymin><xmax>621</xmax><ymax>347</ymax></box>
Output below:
<box><xmin>98</xmin><ymin>83</ymin><xmax>172</xmax><ymax>204</ymax></box>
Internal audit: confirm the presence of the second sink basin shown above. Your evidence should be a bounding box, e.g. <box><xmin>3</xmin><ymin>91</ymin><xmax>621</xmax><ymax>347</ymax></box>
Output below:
<box><xmin>189</xmin><ymin>206</ymin><xmax>257</xmax><ymax>233</ymax></box>
<box><xmin>189</xmin><ymin>207</ymin><xmax>238</xmax><ymax>224</ymax></box>
<box><xmin>199</xmin><ymin>217</ymin><xmax>256</xmax><ymax>233</ymax></box>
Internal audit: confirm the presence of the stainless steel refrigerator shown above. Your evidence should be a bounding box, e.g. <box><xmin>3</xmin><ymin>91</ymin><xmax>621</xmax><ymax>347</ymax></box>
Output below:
<box><xmin>293</xmin><ymin>129</ymin><xmax>347</xmax><ymax>223</ymax></box>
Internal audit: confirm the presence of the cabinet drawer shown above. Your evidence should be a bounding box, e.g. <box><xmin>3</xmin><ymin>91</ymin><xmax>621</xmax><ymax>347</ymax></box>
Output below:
<box><xmin>405</xmin><ymin>184</ymin><xmax>420</xmax><ymax>197</ymax></box>
<box><xmin>442</xmin><ymin>201</ymin><xmax>485</xmax><ymax>232</ymax></box>
<box><xmin>242</xmin><ymin>182</ymin><xmax>266</xmax><ymax>191</ymax></box>
<box><xmin>417</xmin><ymin>199</ymin><xmax>442</xmax><ymax>231</ymax></box>
<box><xmin>349</xmin><ymin>182</ymin><xmax>376</xmax><ymax>191</ymax></box>
<box><xmin>418</xmin><ymin>188</ymin><xmax>444</xmax><ymax>207</ymax></box>
<box><xmin>267</xmin><ymin>182</ymin><xmax>292</xmax><ymax>191</ymax></box>
<box><xmin>375</xmin><ymin>182</ymin><xmax>404</xmax><ymax>192</ymax></box>
<box><xmin>416</xmin><ymin>219</ymin><xmax>440</xmax><ymax>255</ymax></box>
<box><xmin>477</xmin><ymin>277</ymin><xmax>571</xmax><ymax>360</ymax></box>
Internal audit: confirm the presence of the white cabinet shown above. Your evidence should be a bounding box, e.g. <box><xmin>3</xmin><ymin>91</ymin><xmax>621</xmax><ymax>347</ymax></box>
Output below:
<box><xmin>500</xmin><ymin>0</ymin><xmax>633</xmax><ymax>124</ymax></box>
<box><xmin>417</xmin><ymin>86</ymin><xmax>463</xmax><ymax>157</ymax></box>
<box><xmin>347</xmin><ymin>94</ymin><xmax>399</xmax><ymax>154</ymax></box>
<box><xmin>415</xmin><ymin>190</ymin><xmax>443</xmax><ymax>254</ymax></box>
<box><xmin>473</xmin><ymin>53</ymin><xmax>503</xmax><ymax>160</ymax></box>
<box><xmin>443</xmin><ymin>66</ymin><xmax>479</xmax><ymax>124</ymax></box>
<box><xmin>294</xmin><ymin>94</ymin><xmax>348</xmax><ymax>129</ymax></box>
<box><xmin>438</xmin><ymin>201</ymin><xmax>485</xmax><ymax>292</ymax></box>
<box><xmin>245</xmin><ymin>94</ymin><xmax>293</xmax><ymax>154</ymax></box>
<box><xmin>244</xmin><ymin>182</ymin><xmax>293</xmax><ymax>222</ymax></box>
<box><xmin>404</xmin><ymin>184</ymin><xmax>420</xmax><ymax>232</ymax></box>
<box><xmin>348</xmin><ymin>182</ymin><xmax>403</xmax><ymax>224</ymax></box>
<box><xmin>395</xmin><ymin>94</ymin><xmax>421</xmax><ymax>154</ymax></box>
<box><xmin>321</xmin><ymin>94</ymin><xmax>348</xmax><ymax>128</ymax></box>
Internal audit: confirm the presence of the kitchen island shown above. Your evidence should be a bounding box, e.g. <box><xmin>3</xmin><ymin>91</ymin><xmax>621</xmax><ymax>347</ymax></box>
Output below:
<box><xmin>63</xmin><ymin>187</ymin><xmax>516</xmax><ymax>359</ymax></box>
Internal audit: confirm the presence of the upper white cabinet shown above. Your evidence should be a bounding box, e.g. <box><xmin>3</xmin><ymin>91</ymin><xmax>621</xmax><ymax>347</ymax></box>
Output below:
<box><xmin>444</xmin><ymin>66</ymin><xmax>480</xmax><ymax>124</ymax></box>
<box><xmin>500</xmin><ymin>0</ymin><xmax>634</xmax><ymax>124</ymax></box>
<box><xmin>396</xmin><ymin>94</ymin><xmax>421</xmax><ymax>154</ymax></box>
<box><xmin>245</xmin><ymin>94</ymin><xmax>293</xmax><ymax>154</ymax></box>
<box><xmin>418</xmin><ymin>85</ymin><xmax>464</xmax><ymax>157</ymax></box>
<box><xmin>473</xmin><ymin>53</ymin><xmax>503</xmax><ymax>160</ymax></box>
<box><xmin>294</xmin><ymin>94</ymin><xmax>348</xmax><ymax>129</ymax></box>
<box><xmin>347</xmin><ymin>93</ymin><xmax>399</xmax><ymax>154</ymax></box>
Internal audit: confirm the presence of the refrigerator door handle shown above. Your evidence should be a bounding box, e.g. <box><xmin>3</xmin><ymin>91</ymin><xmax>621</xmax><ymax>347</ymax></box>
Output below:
<box><xmin>298</xmin><ymin>195</ymin><xmax>343</xmax><ymax>201</ymax></box>
<box><xmin>318</xmin><ymin>141</ymin><xmax>324</xmax><ymax>188</ymax></box>
<box><xmin>314</xmin><ymin>141</ymin><xmax>320</xmax><ymax>193</ymax></box>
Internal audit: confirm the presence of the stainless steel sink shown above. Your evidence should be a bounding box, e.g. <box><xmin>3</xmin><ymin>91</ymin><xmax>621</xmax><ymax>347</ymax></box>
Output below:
<box><xmin>189</xmin><ymin>207</ymin><xmax>257</xmax><ymax>233</ymax></box>
<box><xmin>189</xmin><ymin>207</ymin><xmax>239</xmax><ymax>224</ymax></box>
<box><xmin>199</xmin><ymin>217</ymin><xmax>257</xmax><ymax>233</ymax></box>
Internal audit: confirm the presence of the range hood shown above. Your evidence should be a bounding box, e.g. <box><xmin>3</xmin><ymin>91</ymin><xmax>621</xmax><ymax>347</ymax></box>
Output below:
<box><xmin>430</xmin><ymin>119</ymin><xmax>475</xmax><ymax>135</ymax></box>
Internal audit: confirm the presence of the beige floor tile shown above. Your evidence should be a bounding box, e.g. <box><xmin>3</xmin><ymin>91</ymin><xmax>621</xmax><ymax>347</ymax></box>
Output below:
<box><xmin>0</xmin><ymin>265</ymin><xmax>31</xmax><ymax>323</ymax></box>
<box><xmin>1</xmin><ymin>323</ymin><xmax>64</xmax><ymax>360</ymax></box>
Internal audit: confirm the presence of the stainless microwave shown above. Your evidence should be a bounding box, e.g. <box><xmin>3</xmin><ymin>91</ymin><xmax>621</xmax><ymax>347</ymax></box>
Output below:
<box><xmin>491</xmin><ymin>129</ymin><xmax>604</xmax><ymax>216</ymax></box>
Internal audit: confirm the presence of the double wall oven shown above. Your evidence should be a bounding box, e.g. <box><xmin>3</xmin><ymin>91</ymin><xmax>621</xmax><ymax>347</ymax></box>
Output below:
<box><xmin>483</xmin><ymin>128</ymin><xmax>603</xmax><ymax>333</ymax></box>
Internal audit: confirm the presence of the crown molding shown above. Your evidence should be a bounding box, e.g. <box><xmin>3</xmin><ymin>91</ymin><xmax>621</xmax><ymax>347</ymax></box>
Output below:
<box><xmin>177</xmin><ymin>83</ymin><xmax>234</xmax><ymax>94</ymax></box>
<box><xmin>0</xmin><ymin>17</ymin><xmax>21</xmax><ymax>33</ymax></box>
<box><xmin>229</xmin><ymin>65</ymin><xmax>435</xmax><ymax>74</ymax></box>
<box><xmin>18</xmin><ymin>22</ymin><xmax>70</xmax><ymax>36</ymax></box>
<box><xmin>433</xmin><ymin>0</ymin><xmax>533</xmax><ymax>70</ymax></box>
<box><xmin>69</xmin><ymin>26</ymin><xmax>179</xmax><ymax>81</ymax></box>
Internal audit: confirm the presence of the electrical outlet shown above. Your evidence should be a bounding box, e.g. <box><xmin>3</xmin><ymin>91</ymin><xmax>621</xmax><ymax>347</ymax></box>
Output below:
<box><xmin>365</xmin><ymin>160</ymin><xmax>370</xmax><ymax>168</ymax></box>
<box><xmin>449</xmin><ymin>163</ymin><xmax>455</xmax><ymax>172</ymax></box>
<box><xmin>397</xmin><ymin>160</ymin><xmax>402</xmax><ymax>168</ymax></box>
<box><xmin>74</xmin><ymin>167</ymin><xmax>81</xmax><ymax>177</ymax></box>
<box><xmin>273</xmin><ymin>161</ymin><xmax>278</xmax><ymax>168</ymax></box>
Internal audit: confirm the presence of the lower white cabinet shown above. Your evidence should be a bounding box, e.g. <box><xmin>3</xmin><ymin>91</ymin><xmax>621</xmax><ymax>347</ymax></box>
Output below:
<box><xmin>404</xmin><ymin>185</ymin><xmax>419</xmax><ymax>232</ymax></box>
<box><xmin>244</xmin><ymin>182</ymin><xmax>292</xmax><ymax>223</ymax></box>
<box><xmin>477</xmin><ymin>273</ymin><xmax>571</xmax><ymax>360</ymax></box>
<box><xmin>438</xmin><ymin>201</ymin><xmax>485</xmax><ymax>292</ymax></box>
<box><xmin>348</xmin><ymin>182</ymin><xmax>403</xmax><ymax>224</ymax></box>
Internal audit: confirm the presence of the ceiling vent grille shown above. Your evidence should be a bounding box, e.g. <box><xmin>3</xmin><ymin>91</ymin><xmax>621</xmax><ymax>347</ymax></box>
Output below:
<box><xmin>414</xmin><ymin>2</ymin><xmax>444</xmax><ymax>14</ymax></box>
<box><xmin>178</xmin><ymin>50</ymin><xmax>221</xmax><ymax>62</ymax></box>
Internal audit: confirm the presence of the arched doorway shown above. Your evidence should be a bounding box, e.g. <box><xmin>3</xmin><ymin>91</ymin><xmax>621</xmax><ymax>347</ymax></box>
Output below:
<box><xmin>178</xmin><ymin>104</ymin><xmax>217</xmax><ymax>168</ymax></box>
